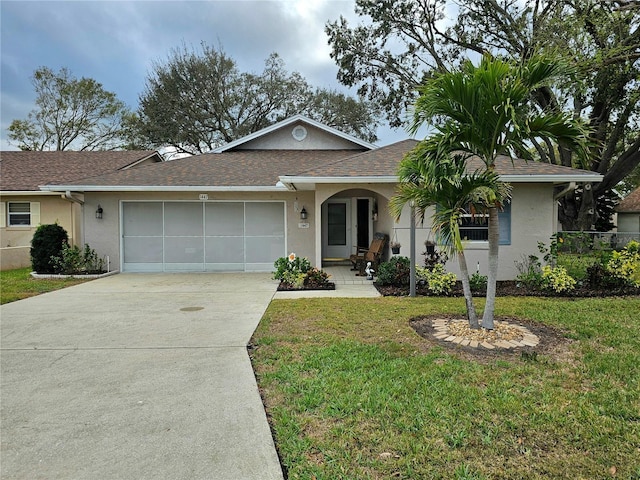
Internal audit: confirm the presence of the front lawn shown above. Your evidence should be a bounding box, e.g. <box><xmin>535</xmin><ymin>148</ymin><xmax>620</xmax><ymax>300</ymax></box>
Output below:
<box><xmin>251</xmin><ymin>296</ymin><xmax>640</xmax><ymax>480</ymax></box>
<box><xmin>0</xmin><ymin>267</ymin><xmax>90</xmax><ymax>304</ymax></box>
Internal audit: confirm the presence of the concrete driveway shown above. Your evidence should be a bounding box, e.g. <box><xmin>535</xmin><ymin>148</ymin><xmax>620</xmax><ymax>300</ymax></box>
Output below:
<box><xmin>1</xmin><ymin>273</ymin><xmax>284</xmax><ymax>480</ymax></box>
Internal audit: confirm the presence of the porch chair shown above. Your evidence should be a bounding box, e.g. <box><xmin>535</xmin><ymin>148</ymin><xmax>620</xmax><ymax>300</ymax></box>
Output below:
<box><xmin>349</xmin><ymin>232</ymin><xmax>388</xmax><ymax>276</ymax></box>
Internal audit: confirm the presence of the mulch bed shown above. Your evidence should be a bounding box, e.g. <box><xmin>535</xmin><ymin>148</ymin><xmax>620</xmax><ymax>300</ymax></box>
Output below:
<box><xmin>375</xmin><ymin>280</ymin><xmax>640</xmax><ymax>298</ymax></box>
<box><xmin>411</xmin><ymin>314</ymin><xmax>574</xmax><ymax>362</ymax></box>
<box><xmin>276</xmin><ymin>282</ymin><xmax>336</xmax><ymax>291</ymax></box>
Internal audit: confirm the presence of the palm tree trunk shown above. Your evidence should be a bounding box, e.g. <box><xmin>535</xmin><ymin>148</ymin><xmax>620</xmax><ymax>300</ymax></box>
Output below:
<box><xmin>482</xmin><ymin>207</ymin><xmax>499</xmax><ymax>330</ymax></box>
<box><xmin>457</xmin><ymin>249</ymin><xmax>479</xmax><ymax>329</ymax></box>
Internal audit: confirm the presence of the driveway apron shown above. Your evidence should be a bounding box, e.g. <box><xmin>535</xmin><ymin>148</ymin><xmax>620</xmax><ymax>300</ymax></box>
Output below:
<box><xmin>0</xmin><ymin>273</ymin><xmax>284</xmax><ymax>480</ymax></box>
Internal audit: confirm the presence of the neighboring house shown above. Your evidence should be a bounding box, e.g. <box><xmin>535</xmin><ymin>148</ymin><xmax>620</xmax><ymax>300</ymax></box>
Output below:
<box><xmin>0</xmin><ymin>151</ymin><xmax>163</xmax><ymax>270</ymax></box>
<box><xmin>40</xmin><ymin>115</ymin><xmax>603</xmax><ymax>279</ymax></box>
<box><xmin>616</xmin><ymin>186</ymin><xmax>640</xmax><ymax>233</ymax></box>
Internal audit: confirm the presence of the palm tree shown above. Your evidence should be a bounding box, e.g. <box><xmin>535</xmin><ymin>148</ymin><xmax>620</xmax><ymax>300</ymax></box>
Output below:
<box><xmin>398</xmin><ymin>54</ymin><xmax>590</xmax><ymax>329</ymax></box>
<box><xmin>390</xmin><ymin>140</ymin><xmax>511</xmax><ymax>328</ymax></box>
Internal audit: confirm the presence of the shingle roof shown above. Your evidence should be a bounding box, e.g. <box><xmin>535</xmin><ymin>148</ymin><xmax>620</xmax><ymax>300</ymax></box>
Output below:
<box><xmin>291</xmin><ymin>139</ymin><xmax>601</xmax><ymax>180</ymax></box>
<box><xmin>0</xmin><ymin>151</ymin><xmax>162</xmax><ymax>191</ymax></box>
<box><xmin>49</xmin><ymin>150</ymin><xmax>363</xmax><ymax>188</ymax></box>
<box><xmin>617</xmin><ymin>187</ymin><xmax>640</xmax><ymax>213</ymax></box>
<box><xmin>35</xmin><ymin>140</ymin><xmax>602</xmax><ymax>191</ymax></box>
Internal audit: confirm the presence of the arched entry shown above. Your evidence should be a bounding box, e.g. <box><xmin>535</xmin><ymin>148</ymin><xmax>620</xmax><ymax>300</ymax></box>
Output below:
<box><xmin>321</xmin><ymin>194</ymin><xmax>375</xmax><ymax>262</ymax></box>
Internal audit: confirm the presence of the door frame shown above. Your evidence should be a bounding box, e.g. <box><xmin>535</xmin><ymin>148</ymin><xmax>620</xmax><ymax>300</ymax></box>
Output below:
<box><xmin>321</xmin><ymin>196</ymin><xmax>374</xmax><ymax>261</ymax></box>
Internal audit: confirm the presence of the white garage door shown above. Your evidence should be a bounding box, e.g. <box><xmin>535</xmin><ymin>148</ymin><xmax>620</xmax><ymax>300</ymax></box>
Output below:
<box><xmin>121</xmin><ymin>201</ymin><xmax>285</xmax><ymax>272</ymax></box>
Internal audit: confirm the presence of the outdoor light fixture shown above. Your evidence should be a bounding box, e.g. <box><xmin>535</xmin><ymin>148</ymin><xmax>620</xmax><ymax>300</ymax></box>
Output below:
<box><xmin>96</xmin><ymin>205</ymin><xmax>103</xmax><ymax>219</ymax></box>
<box><xmin>300</xmin><ymin>207</ymin><xmax>308</xmax><ymax>220</ymax></box>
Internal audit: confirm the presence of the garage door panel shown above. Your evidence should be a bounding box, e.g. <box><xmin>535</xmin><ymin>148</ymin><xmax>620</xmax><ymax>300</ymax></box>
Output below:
<box><xmin>205</xmin><ymin>203</ymin><xmax>244</xmax><ymax>236</ymax></box>
<box><xmin>123</xmin><ymin>203</ymin><xmax>163</xmax><ymax>236</ymax></box>
<box><xmin>123</xmin><ymin>237</ymin><xmax>163</xmax><ymax>263</ymax></box>
<box><xmin>164</xmin><ymin>237</ymin><xmax>204</xmax><ymax>265</ymax></box>
<box><xmin>246</xmin><ymin>203</ymin><xmax>285</xmax><ymax>236</ymax></box>
<box><xmin>205</xmin><ymin>237</ymin><xmax>244</xmax><ymax>263</ymax></box>
<box><xmin>245</xmin><ymin>236</ymin><xmax>283</xmax><ymax>264</ymax></box>
<box><xmin>164</xmin><ymin>203</ymin><xmax>203</xmax><ymax>236</ymax></box>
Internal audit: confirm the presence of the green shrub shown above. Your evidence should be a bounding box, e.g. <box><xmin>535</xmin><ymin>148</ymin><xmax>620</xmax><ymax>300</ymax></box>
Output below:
<box><xmin>557</xmin><ymin>253</ymin><xmax>600</xmax><ymax>281</ymax></box>
<box><xmin>50</xmin><ymin>243</ymin><xmax>105</xmax><ymax>275</ymax></box>
<box><xmin>586</xmin><ymin>262</ymin><xmax>626</xmax><ymax>288</ymax></box>
<box><xmin>541</xmin><ymin>265</ymin><xmax>576</xmax><ymax>293</ymax></box>
<box><xmin>468</xmin><ymin>271</ymin><xmax>488</xmax><ymax>292</ymax></box>
<box><xmin>606</xmin><ymin>240</ymin><xmax>640</xmax><ymax>287</ymax></box>
<box><xmin>304</xmin><ymin>267</ymin><xmax>332</xmax><ymax>288</ymax></box>
<box><xmin>273</xmin><ymin>253</ymin><xmax>311</xmax><ymax>281</ymax></box>
<box><xmin>416</xmin><ymin>264</ymin><xmax>457</xmax><ymax>295</ymax></box>
<box><xmin>514</xmin><ymin>254</ymin><xmax>542</xmax><ymax>289</ymax></box>
<box><xmin>376</xmin><ymin>256</ymin><xmax>410</xmax><ymax>286</ymax></box>
<box><xmin>30</xmin><ymin>223</ymin><xmax>69</xmax><ymax>273</ymax></box>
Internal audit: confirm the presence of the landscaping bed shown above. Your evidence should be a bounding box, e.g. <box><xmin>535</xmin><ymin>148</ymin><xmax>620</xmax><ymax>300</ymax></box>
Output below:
<box><xmin>276</xmin><ymin>281</ymin><xmax>336</xmax><ymax>291</ymax></box>
<box><xmin>375</xmin><ymin>280</ymin><xmax>640</xmax><ymax>297</ymax></box>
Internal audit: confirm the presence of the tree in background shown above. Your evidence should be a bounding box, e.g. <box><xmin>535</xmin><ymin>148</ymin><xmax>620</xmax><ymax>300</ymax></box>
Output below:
<box><xmin>326</xmin><ymin>0</ymin><xmax>639</xmax><ymax>231</ymax></box>
<box><xmin>8</xmin><ymin>67</ymin><xmax>133</xmax><ymax>151</ymax></box>
<box><xmin>134</xmin><ymin>43</ymin><xmax>380</xmax><ymax>155</ymax></box>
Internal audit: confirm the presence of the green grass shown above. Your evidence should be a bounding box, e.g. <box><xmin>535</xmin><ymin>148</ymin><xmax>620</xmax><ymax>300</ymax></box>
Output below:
<box><xmin>0</xmin><ymin>267</ymin><xmax>90</xmax><ymax>304</ymax></box>
<box><xmin>251</xmin><ymin>296</ymin><xmax>640</xmax><ymax>480</ymax></box>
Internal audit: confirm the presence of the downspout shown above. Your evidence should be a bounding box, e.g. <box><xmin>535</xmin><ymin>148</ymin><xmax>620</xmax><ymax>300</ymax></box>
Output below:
<box><xmin>62</xmin><ymin>191</ymin><xmax>84</xmax><ymax>247</ymax></box>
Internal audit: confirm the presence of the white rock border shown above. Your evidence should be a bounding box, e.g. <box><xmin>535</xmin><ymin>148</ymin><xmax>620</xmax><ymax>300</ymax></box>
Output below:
<box><xmin>30</xmin><ymin>270</ymin><xmax>119</xmax><ymax>280</ymax></box>
<box><xmin>432</xmin><ymin>318</ymin><xmax>539</xmax><ymax>350</ymax></box>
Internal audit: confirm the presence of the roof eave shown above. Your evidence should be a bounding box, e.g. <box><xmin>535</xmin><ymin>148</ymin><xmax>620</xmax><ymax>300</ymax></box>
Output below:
<box><xmin>500</xmin><ymin>174</ymin><xmax>604</xmax><ymax>183</ymax></box>
<box><xmin>0</xmin><ymin>190</ymin><xmax>64</xmax><ymax>196</ymax></box>
<box><xmin>279</xmin><ymin>175</ymin><xmax>398</xmax><ymax>185</ymax></box>
<box><xmin>39</xmin><ymin>185</ymin><xmax>289</xmax><ymax>193</ymax></box>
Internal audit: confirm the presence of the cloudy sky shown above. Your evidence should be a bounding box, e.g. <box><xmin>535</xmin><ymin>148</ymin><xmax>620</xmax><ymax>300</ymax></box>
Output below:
<box><xmin>1</xmin><ymin>0</ymin><xmax>411</xmax><ymax>151</ymax></box>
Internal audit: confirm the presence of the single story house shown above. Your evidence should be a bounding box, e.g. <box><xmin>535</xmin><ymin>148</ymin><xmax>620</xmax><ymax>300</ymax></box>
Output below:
<box><xmin>40</xmin><ymin>115</ymin><xmax>603</xmax><ymax>279</ymax></box>
<box><xmin>616</xmin><ymin>186</ymin><xmax>640</xmax><ymax>233</ymax></box>
<box><xmin>0</xmin><ymin>150</ymin><xmax>163</xmax><ymax>269</ymax></box>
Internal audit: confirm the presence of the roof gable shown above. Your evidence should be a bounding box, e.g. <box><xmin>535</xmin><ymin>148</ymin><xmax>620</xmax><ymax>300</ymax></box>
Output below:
<box><xmin>212</xmin><ymin>115</ymin><xmax>376</xmax><ymax>152</ymax></box>
<box><xmin>617</xmin><ymin>187</ymin><xmax>640</xmax><ymax>213</ymax></box>
<box><xmin>0</xmin><ymin>151</ymin><xmax>162</xmax><ymax>191</ymax></box>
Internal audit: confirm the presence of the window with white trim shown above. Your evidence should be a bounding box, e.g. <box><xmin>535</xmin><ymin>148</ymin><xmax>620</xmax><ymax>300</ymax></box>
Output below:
<box><xmin>454</xmin><ymin>201</ymin><xmax>511</xmax><ymax>245</ymax></box>
<box><xmin>8</xmin><ymin>202</ymin><xmax>32</xmax><ymax>226</ymax></box>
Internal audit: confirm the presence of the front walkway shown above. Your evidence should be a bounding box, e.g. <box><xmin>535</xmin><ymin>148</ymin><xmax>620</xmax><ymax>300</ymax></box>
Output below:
<box><xmin>272</xmin><ymin>266</ymin><xmax>380</xmax><ymax>299</ymax></box>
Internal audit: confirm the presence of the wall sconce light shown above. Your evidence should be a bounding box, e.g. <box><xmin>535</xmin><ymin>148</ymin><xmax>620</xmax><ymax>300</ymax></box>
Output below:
<box><xmin>96</xmin><ymin>205</ymin><xmax>103</xmax><ymax>219</ymax></box>
<box><xmin>300</xmin><ymin>207</ymin><xmax>308</xmax><ymax>220</ymax></box>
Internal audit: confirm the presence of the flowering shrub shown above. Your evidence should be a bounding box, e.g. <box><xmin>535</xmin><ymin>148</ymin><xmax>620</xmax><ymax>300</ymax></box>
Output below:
<box><xmin>540</xmin><ymin>265</ymin><xmax>576</xmax><ymax>293</ymax></box>
<box><xmin>607</xmin><ymin>240</ymin><xmax>640</xmax><ymax>287</ymax></box>
<box><xmin>304</xmin><ymin>267</ymin><xmax>331</xmax><ymax>288</ymax></box>
<box><xmin>416</xmin><ymin>264</ymin><xmax>457</xmax><ymax>295</ymax></box>
<box><xmin>273</xmin><ymin>254</ymin><xmax>331</xmax><ymax>289</ymax></box>
<box><xmin>273</xmin><ymin>253</ymin><xmax>311</xmax><ymax>282</ymax></box>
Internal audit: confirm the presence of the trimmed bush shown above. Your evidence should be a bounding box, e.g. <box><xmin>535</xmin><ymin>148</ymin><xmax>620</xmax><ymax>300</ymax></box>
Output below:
<box><xmin>376</xmin><ymin>256</ymin><xmax>410</xmax><ymax>286</ymax></box>
<box><xmin>30</xmin><ymin>223</ymin><xmax>68</xmax><ymax>273</ymax></box>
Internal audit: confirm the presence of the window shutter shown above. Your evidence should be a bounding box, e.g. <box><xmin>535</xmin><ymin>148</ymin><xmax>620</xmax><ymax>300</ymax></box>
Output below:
<box><xmin>498</xmin><ymin>201</ymin><xmax>511</xmax><ymax>245</ymax></box>
<box><xmin>30</xmin><ymin>202</ymin><xmax>40</xmax><ymax>226</ymax></box>
<box><xmin>0</xmin><ymin>203</ymin><xmax>5</xmax><ymax>228</ymax></box>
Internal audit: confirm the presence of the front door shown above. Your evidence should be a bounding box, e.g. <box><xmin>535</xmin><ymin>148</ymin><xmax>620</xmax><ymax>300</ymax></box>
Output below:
<box><xmin>322</xmin><ymin>199</ymin><xmax>352</xmax><ymax>259</ymax></box>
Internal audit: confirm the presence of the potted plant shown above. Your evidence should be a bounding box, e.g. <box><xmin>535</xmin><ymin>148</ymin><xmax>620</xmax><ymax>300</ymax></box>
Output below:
<box><xmin>425</xmin><ymin>239</ymin><xmax>436</xmax><ymax>255</ymax></box>
<box><xmin>390</xmin><ymin>241</ymin><xmax>401</xmax><ymax>254</ymax></box>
